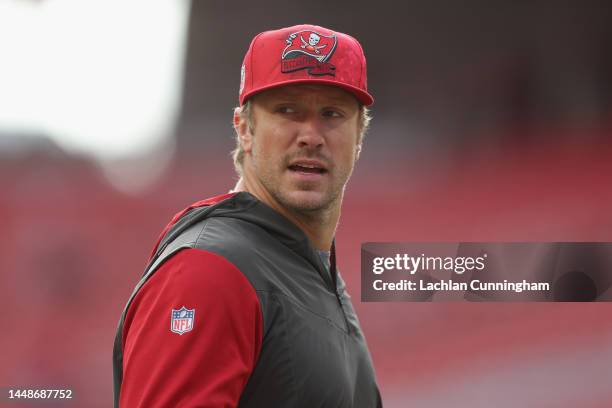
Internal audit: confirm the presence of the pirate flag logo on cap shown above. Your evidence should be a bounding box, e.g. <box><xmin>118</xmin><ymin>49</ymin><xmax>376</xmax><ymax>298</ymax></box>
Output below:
<box><xmin>281</xmin><ymin>30</ymin><xmax>337</xmax><ymax>76</ymax></box>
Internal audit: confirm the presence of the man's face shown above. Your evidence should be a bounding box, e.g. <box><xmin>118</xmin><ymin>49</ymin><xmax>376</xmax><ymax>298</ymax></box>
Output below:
<box><xmin>240</xmin><ymin>84</ymin><xmax>361</xmax><ymax>215</ymax></box>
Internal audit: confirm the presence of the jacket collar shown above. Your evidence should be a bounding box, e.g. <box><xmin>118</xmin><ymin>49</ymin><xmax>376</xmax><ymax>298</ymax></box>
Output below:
<box><xmin>153</xmin><ymin>191</ymin><xmax>337</xmax><ymax>291</ymax></box>
<box><xmin>221</xmin><ymin>192</ymin><xmax>337</xmax><ymax>290</ymax></box>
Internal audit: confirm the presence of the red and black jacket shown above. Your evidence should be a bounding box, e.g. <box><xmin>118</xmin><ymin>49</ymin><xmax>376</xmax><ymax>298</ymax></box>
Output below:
<box><xmin>113</xmin><ymin>192</ymin><xmax>382</xmax><ymax>407</ymax></box>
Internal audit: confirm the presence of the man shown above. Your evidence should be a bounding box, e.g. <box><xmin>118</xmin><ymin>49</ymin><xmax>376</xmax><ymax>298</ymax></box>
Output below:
<box><xmin>113</xmin><ymin>24</ymin><xmax>382</xmax><ymax>407</ymax></box>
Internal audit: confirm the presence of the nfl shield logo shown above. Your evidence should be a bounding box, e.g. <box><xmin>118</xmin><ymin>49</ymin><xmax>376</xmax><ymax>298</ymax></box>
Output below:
<box><xmin>170</xmin><ymin>306</ymin><xmax>195</xmax><ymax>335</ymax></box>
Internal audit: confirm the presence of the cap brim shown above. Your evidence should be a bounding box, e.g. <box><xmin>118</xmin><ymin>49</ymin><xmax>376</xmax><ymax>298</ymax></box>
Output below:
<box><xmin>241</xmin><ymin>78</ymin><xmax>374</xmax><ymax>106</ymax></box>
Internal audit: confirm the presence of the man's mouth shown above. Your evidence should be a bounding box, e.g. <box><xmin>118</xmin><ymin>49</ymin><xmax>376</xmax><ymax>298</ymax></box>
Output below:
<box><xmin>287</xmin><ymin>160</ymin><xmax>328</xmax><ymax>175</ymax></box>
<box><xmin>288</xmin><ymin>164</ymin><xmax>327</xmax><ymax>174</ymax></box>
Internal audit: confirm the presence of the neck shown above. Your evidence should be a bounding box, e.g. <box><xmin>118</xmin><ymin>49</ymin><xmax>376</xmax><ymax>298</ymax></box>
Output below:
<box><xmin>232</xmin><ymin>177</ymin><xmax>339</xmax><ymax>251</ymax></box>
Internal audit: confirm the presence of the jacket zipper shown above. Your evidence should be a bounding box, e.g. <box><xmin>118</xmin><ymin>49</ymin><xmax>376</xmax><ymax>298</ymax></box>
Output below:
<box><xmin>330</xmin><ymin>241</ymin><xmax>351</xmax><ymax>333</ymax></box>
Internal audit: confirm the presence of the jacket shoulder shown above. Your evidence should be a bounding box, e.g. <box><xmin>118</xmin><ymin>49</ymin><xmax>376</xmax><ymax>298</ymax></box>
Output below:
<box><xmin>191</xmin><ymin>216</ymin><xmax>283</xmax><ymax>292</ymax></box>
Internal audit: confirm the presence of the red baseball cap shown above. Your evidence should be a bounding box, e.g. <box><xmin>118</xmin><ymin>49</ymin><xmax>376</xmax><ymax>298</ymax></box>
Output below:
<box><xmin>239</xmin><ymin>24</ymin><xmax>374</xmax><ymax>106</ymax></box>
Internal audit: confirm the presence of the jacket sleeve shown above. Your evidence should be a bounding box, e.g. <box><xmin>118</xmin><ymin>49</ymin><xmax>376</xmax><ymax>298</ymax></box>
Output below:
<box><xmin>119</xmin><ymin>248</ymin><xmax>263</xmax><ymax>408</ymax></box>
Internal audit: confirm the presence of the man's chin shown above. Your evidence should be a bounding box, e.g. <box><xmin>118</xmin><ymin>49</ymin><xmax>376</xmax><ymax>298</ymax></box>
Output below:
<box><xmin>280</xmin><ymin>190</ymin><xmax>332</xmax><ymax>212</ymax></box>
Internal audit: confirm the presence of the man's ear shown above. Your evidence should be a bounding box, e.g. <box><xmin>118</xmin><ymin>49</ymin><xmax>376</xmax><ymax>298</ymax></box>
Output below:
<box><xmin>234</xmin><ymin>107</ymin><xmax>253</xmax><ymax>153</ymax></box>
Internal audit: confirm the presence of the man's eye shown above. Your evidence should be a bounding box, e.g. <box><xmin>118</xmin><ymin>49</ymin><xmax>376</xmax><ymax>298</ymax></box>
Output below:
<box><xmin>323</xmin><ymin>110</ymin><xmax>343</xmax><ymax>118</ymax></box>
<box><xmin>277</xmin><ymin>106</ymin><xmax>296</xmax><ymax>114</ymax></box>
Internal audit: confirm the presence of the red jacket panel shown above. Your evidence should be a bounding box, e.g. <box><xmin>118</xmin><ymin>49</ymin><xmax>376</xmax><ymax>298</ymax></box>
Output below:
<box><xmin>120</xmin><ymin>248</ymin><xmax>263</xmax><ymax>408</ymax></box>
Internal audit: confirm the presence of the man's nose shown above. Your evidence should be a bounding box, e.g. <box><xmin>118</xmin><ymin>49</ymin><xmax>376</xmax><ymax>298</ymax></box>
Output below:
<box><xmin>296</xmin><ymin>118</ymin><xmax>325</xmax><ymax>149</ymax></box>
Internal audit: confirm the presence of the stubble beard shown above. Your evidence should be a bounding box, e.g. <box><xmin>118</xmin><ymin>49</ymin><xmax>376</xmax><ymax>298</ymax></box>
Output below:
<box><xmin>252</xmin><ymin>149</ymin><xmax>351</xmax><ymax>221</ymax></box>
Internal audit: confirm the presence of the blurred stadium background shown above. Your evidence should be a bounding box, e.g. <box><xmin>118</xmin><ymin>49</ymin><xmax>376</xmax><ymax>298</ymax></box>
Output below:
<box><xmin>1</xmin><ymin>0</ymin><xmax>612</xmax><ymax>406</ymax></box>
